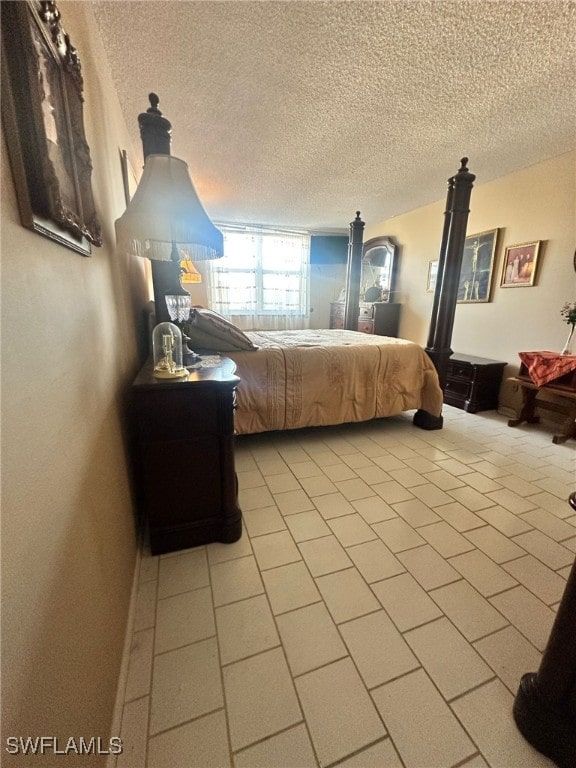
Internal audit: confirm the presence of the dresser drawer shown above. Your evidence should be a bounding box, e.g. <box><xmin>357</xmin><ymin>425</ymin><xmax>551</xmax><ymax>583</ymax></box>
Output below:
<box><xmin>447</xmin><ymin>360</ymin><xmax>473</xmax><ymax>381</ymax></box>
<box><xmin>444</xmin><ymin>378</ymin><xmax>471</xmax><ymax>398</ymax></box>
<box><xmin>357</xmin><ymin>318</ymin><xmax>374</xmax><ymax>334</ymax></box>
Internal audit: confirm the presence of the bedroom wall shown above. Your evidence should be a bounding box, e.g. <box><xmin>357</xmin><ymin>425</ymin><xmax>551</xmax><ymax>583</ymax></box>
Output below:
<box><xmin>363</xmin><ymin>151</ymin><xmax>576</xmax><ymax>412</ymax></box>
<box><xmin>1</xmin><ymin>2</ymin><xmax>149</xmax><ymax>764</ymax></box>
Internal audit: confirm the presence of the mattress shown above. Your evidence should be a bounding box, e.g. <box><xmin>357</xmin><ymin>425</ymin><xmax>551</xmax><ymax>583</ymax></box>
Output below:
<box><xmin>225</xmin><ymin>328</ymin><xmax>443</xmax><ymax>435</ymax></box>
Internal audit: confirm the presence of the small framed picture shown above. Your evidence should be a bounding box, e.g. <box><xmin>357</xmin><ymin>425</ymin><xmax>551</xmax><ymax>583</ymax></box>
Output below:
<box><xmin>500</xmin><ymin>241</ymin><xmax>541</xmax><ymax>287</ymax></box>
<box><xmin>427</xmin><ymin>260</ymin><xmax>439</xmax><ymax>292</ymax></box>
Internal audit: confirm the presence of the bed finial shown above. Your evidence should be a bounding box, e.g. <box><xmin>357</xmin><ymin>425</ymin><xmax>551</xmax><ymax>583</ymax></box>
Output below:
<box><xmin>355</xmin><ymin>210</ymin><xmax>361</xmax><ymax>218</ymax></box>
<box><xmin>460</xmin><ymin>157</ymin><xmax>469</xmax><ymax>170</ymax></box>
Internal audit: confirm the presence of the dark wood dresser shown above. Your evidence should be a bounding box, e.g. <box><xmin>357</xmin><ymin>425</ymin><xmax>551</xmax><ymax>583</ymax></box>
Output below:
<box><xmin>129</xmin><ymin>357</ymin><xmax>242</xmax><ymax>554</ymax></box>
<box><xmin>444</xmin><ymin>354</ymin><xmax>507</xmax><ymax>413</ymax></box>
<box><xmin>329</xmin><ymin>301</ymin><xmax>401</xmax><ymax>336</ymax></box>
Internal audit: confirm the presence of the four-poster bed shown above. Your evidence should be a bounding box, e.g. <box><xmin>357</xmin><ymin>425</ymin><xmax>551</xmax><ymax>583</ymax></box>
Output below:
<box><xmin>220</xmin><ymin>157</ymin><xmax>477</xmax><ymax>436</ymax></box>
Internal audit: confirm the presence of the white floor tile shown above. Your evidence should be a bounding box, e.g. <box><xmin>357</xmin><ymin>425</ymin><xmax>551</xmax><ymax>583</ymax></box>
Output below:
<box><xmin>313</xmin><ymin>492</ymin><xmax>357</xmax><ymax>519</ymax></box>
<box><xmin>346</xmin><ymin>538</ymin><xmax>405</xmax><ymax>583</ymax></box>
<box><xmin>215</xmin><ymin>594</ymin><xmax>280</xmax><ymax>665</ymax></box>
<box><xmin>392</xmin><ymin>498</ymin><xmax>442</xmax><ymax>527</ymax></box>
<box><xmin>464</xmin><ymin>524</ymin><xmax>526</xmax><ymax>563</ymax></box>
<box><xmin>397</xmin><ymin>544</ymin><xmax>461</xmax><ymax>590</ymax></box>
<box><xmin>433</xmin><ymin>501</ymin><xmax>486</xmax><ymax>532</ymax></box>
<box><xmin>150</xmin><ymin>638</ymin><xmax>223</xmax><ymax>735</ymax></box>
<box><xmin>242</xmin><ymin>505</ymin><xmax>286</xmax><ymax>538</ymax></box>
<box><xmin>295</xmin><ymin>657</ymin><xmax>386</xmax><ymax>766</ymax></box>
<box><xmin>430</xmin><ymin>579</ymin><xmax>509</xmax><ymax>642</ymax></box>
<box><xmin>351</xmin><ymin>495</ymin><xmax>398</xmax><ymax>523</ymax></box>
<box><xmin>298</xmin><ymin>535</ymin><xmax>353</xmax><ymax>577</ymax></box>
<box><xmin>326</xmin><ymin>513</ymin><xmax>377</xmax><ymax>546</ymax></box>
<box><xmin>404</xmin><ymin>617</ymin><xmax>493</xmax><ymax>700</ymax></box>
<box><xmin>210</xmin><ymin>555</ymin><xmax>264</xmax><ymax>607</ymax></box>
<box><xmin>233</xmin><ymin>724</ymin><xmax>316</xmax><ymax>768</ymax></box>
<box><xmin>262</xmin><ymin>561</ymin><xmax>321</xmax><ymax>615</ymax></box>
<box><xmin>276</xmin><ymin>601</ymin><xmax>347</xmax><ymax>676</ymax></box>
<box><xmin>155</xmin><ymin>586</ymin><xmax>215</xmax><ymax>653</ymax></box>
<box><xmin>223</xmin><ymin>647</ymin><xmax>302</xmax><ymax>751</ymax></box>
<box><xmin>448</xmin><ymin>549</ymin><xmax>518</xmax><ymax>597</ymax></box>
<box><xmin>418</xmin><ymin>521</ymin><xmax>476</xmax><ymax>557</ymax></box>
<box><xmin>336</xmin><ymin>738</ymin><xmax>403</xmax><ymax>767</ymax></box>
<box><xmin>284</xmin><ymin>509</ymin><xmax>332</xmax><ymax>542</ymax></box>
<box><xmin>371</xmin><ymin>668</ymin><xmax>475</xmax><ymax>768</ymax></box>
<box><xmin>339</xmin><ymin>610</ymin><xmax>419</xmax><ymax>688</ymax></box>
<box><xmin>250</xmin><ymin>529</ymin><xmax>301</xmax><ymax>571</ymax></box>
<box><xmin>158</xmin><ymin>550</ymin><xmax>210</xmax><ymax>599</ymax></box>
<box><xmin>274</xmin><ymin>489</ymin><xmax>316</xmax><ymax>515</ymax></box>
<box><xmin>475</xmin><ymin>504</ymin><xmax>534</xmax><ymax>536</ymax></box>
<box><xmin>316</xmin><ymin>567</ymin><xmax>381</xmax><ymax>624</ymax></box>
<box><xmin>371</xmin><ymin>572</ymin><xmax>443</xmax><ymax>631</ymax></box>
<box><xmin>372</xmin><ymin>517</ymin><xmax>426</xmax><ymax>553</ymax></box>
<box><xmin>147</xmin><ymin>711</ymin><xmax>231</xmax><ymax>768</ymax></box>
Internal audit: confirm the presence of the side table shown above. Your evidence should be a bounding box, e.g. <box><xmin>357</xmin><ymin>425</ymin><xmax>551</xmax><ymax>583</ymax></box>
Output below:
<box><xmin>129</xmin><ymin>356</ymin><xmax>242</xmax><ymax>554</ymax></box>
<box><xmin>444</xmin><ymin>354</ymin><xmax>507</xmax><ymax>413</ymax></box>
<box><xmin>508</xmin><ymin>352</ymin><xmax>576</xmax><ymax>444</ymax></box>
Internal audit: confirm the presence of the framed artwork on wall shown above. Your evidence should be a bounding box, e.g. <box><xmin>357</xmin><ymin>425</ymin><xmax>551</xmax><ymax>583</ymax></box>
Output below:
<box><xmin>1</xmin><ymin>0</ymin><xmax>102</xmax><ymax>256</ymax></box>
<box><xmin>457</xmin><ymin>229</ymin><xmax>498</xmax><ymax>303</ymax></box>
<box><xmin>500</xmin><ymin>241</ymin><xmax>541</xmax><ymax>287</ymax></box>
<box><xmin>427</xmin><ymin>260</ymin><xmax>439</xmax><ymax>292</ymax></box>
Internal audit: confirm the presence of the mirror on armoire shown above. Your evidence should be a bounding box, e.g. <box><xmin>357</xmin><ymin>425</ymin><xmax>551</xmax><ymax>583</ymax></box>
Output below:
<box><xmin>361</xmin><ymin>236</ymin><xmax>398</xmax><ymax>302</ymax></box>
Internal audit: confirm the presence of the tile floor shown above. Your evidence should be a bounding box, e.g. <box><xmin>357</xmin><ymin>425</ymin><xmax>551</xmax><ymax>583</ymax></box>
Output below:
<box><xmin>114</xmin><ymin>407</ymin><xmax>575</xmax><ymax>768</ymax></box>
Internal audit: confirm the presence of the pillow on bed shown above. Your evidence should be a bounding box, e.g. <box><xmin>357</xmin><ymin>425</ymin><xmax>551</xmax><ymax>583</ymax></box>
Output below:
<box><xmin>184</xmin><ymin>308</ymin><xmax>258</xmax><ymax>352</ymax></box>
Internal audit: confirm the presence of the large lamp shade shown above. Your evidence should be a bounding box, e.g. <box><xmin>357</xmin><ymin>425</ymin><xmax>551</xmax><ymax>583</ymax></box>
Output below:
<box><xmin>115</xmin><ymin>154</ymin><xmax>223</xmax><ymax>261</ymax></box>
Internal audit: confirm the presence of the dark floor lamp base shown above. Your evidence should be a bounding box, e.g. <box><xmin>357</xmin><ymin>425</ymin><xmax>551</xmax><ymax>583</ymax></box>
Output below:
<box><xmin>513</xmin><ymin>672</ymin><xmax>576</xmax><ymax>768</ymax></box>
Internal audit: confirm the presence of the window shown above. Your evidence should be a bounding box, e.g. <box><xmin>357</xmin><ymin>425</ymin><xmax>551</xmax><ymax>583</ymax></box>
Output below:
<box><xmin>207</xmin><ymin>226</ymin><xmax>310</xmax><ymax>330</ymax></box>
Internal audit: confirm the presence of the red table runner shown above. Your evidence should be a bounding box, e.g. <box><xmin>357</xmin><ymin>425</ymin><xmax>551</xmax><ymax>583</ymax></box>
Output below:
<box><xmin>519</xmin><ymin>351</ymin><xmax>576</xmax><ymax>387</ymax></box>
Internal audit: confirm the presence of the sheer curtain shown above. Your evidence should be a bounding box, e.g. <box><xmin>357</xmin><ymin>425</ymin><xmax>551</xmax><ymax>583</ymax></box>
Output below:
<box><xmin>206</xmin><ymin>225</ymin><xmax>310</xmax><ymax>331</ymax></box>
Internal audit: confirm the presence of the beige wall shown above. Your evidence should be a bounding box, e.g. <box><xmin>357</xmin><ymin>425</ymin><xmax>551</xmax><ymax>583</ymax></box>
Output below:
<box><xmin>1</xmin><ymin>3</ymin><xmax>149</xmax><ymax>764</ymax></box>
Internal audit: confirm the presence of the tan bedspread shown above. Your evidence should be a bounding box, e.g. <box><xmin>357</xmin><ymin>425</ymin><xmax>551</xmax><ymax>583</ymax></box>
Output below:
<box><xmin>226</xmin><ymin>329</ymin><xmax>443</xmax><ymax>435</ymax></box>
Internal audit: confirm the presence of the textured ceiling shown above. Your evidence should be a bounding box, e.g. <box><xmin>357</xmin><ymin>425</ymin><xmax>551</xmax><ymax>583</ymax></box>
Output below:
<box><xmin>91</xmin><ymin>0</ymin><xmax>575</xmax><ymax>233</ymax></box>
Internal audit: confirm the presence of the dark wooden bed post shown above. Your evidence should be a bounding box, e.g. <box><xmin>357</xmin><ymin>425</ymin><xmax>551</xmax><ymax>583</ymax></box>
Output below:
<box><xmin>512</xmin><ymin>495</ymin><xmax>576</xmax><ymax>767</ymax></box>
<box><xmin>344</xmin><ymin>211</ymin><xmax>365</xmax><ymax>330</ymax></box>
<box><xmin>414</xmin><ymin>158</ymin><xmax>475</xmax><ymax>430</ymax></box>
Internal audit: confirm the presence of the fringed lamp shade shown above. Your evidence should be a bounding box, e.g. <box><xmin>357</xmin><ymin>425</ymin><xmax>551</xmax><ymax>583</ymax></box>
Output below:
<box><xmin>115</xmin><ymin>154</ymin><xmax>223</xmax><ymax>262</ymax></box>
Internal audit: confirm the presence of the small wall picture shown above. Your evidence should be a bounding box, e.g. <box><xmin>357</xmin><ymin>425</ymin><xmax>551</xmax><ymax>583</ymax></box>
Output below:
<box><xmin>500</xmin><ymin>241</ymin><xmax>541</xmax><ymax>287</ymax></box>
<box><xmin>427</xmin><ymin>260</ymin><xmax>439</xmax><ymax>292</ymax></box>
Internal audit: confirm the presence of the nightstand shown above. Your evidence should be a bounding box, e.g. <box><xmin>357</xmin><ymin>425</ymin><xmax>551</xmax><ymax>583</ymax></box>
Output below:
<box><xmin>129</xmin><ymin>357</ymin><xmax>242</xmax><ymax>554</ymax></box>
<box><xmin>444</xmin><ymin>354</ymin><xmax>507</xmax><ymax>413</ymax></box>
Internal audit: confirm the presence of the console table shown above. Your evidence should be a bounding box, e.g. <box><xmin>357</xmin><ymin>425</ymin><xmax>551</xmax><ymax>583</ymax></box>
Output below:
<box><xmin>129</xmin><ymin>357</ymin><xmax>242</xmax><ymax>554</ymax></box>
<box><xmin>508</xmin><ymin>352</ymin><xmax>576</xmax><ymax>444</ymax></box>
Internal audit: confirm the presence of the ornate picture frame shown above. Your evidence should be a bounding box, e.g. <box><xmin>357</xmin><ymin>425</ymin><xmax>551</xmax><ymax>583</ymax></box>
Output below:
<box><xmin>500</xmin><ymin>241</ymin><xmax>541</xmax><ymax>287</ymax></box>
<box><xmin>1</xmin><ymin>0</ymin><xmax>102</xmax><ymax>256</ymax></box>
<box><xmin>457</xmin><ymin>229</ymin><xmax>498</xmax><ymax>303</ymax></box>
